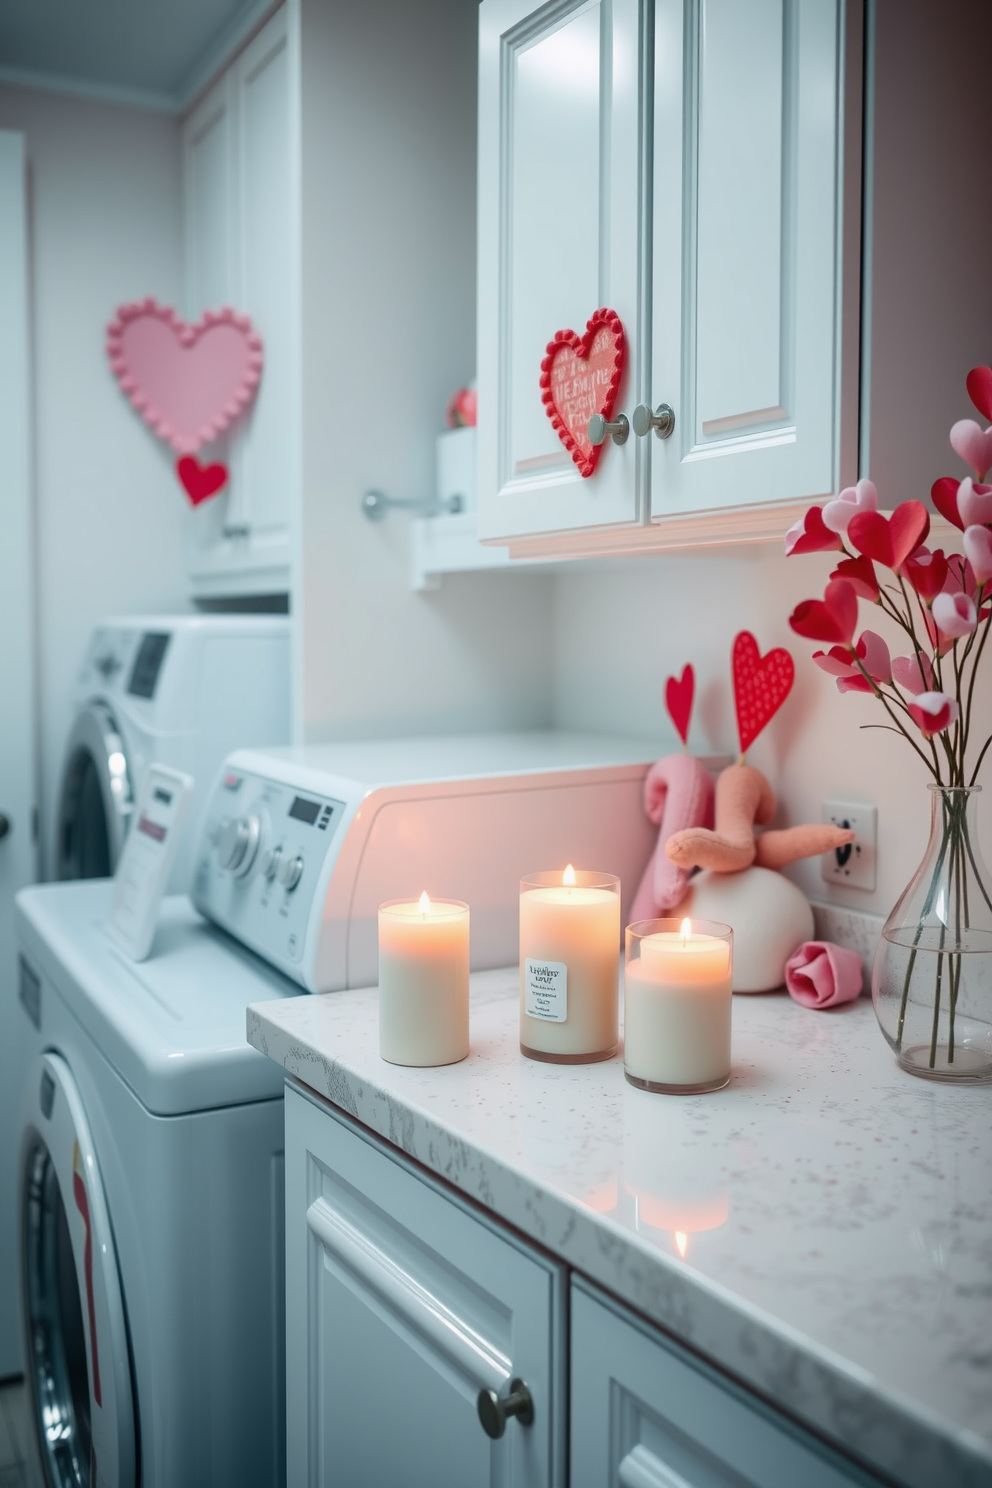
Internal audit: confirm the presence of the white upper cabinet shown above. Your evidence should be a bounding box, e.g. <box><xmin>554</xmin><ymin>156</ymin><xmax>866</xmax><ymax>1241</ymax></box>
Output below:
<box><xmin>182</xmin><ymin>7</ymin><xmax>299</xmax><ymax>599</ymax></box>
<box><xmin>477</xmin><ymin>0</ymin><xmax>860</xmax><ymax>552</ymax></box>
<box><xmin>650</xmin><ymin>0</ymin><xmax>853</xmax><ymax>519</ymax></box>
<box><xmin>477</xmin><ymin>0</ymin><xmax>643</xmax><ymax>542</ymax></box>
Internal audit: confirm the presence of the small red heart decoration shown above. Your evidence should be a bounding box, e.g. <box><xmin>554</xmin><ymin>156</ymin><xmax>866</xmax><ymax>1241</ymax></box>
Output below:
<box><xmin>931</xmin><ymin>476</ymin><xmax>964</xmax><ymax>531</ymax></box>
<box><xmin>967</xmin><ymin>366</ymin><xmax>992</xmax><ymax>422</ymax></box>
<box><xmin>848</xmin><ymin>501</ymin><xmax>930</xmax><ymax>572</ymax></box>
<box><xmin>540</xmin><ymin>308</ymin><xmax>626</xmax><ymax>478</ymax></box>
<box><xmin>665</xmin><ymin>664</ymin><xmax>695</xmax><ymax>745</ymax></box>
<box><xmin>177</xmin><ymin>455</ymin><xmax>228</xmax><ymax>506</ymax></box>
<box><xmin>732</xmin><ymin>632</ymin><xmax>795</xmax><ymax>756</ymax></box>
<box><xmin>784</xmin><ymin>505</ymin><xmax>842</xmax><ymax>555</ymax></box>
<box><xmin>789</xmin><ymin>578</ymin><xmax>860</xmax><ymax>649</ymax></box>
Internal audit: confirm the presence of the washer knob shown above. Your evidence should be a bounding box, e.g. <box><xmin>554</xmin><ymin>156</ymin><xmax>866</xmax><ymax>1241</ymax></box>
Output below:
<box><xmin>263</xmin><ymin>846</ymin><xmax>283</xmax><ymax>882</ymax></box>
<box><xmin>279</xmin><ymin>854</ymin><xmax>304</xmax><ymax>892</ymax></box>
<box><xmin>217</xmin><ymin>815</ymin><xmax>261</xmax><ymax>877</ymax></box>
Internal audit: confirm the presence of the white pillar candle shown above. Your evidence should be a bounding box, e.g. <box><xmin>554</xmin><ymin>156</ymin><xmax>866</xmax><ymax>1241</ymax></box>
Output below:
<box><xmin>378</xmin><ymin>894</ymin><xmax>470</xmax><ymax>1067</ymax></box>
<box><xmin>624</xmin><ymin>918</ymin><xmax>732</xmax><ymax>1093</ymax></box>
<box><xmin>519</xmin><ymin>867</ymin><xmax>620</xmax><ymax>1063</ymax></box>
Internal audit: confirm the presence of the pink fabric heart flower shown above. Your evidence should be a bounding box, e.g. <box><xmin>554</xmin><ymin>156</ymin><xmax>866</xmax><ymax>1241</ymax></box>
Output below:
<box><xmin>963</xmin><ymin>524</ymin><xmax>992</xmax><ymax>584</ymax></box>
<box><xmin>785</xmin><ymin>941</ymin><xmax>863</xmax><ymax>1009</ymax></box>
<box><xmin>932</xmin><ymin>590</ymin><xmax>977</xmax><ymax>638</ymax></box>
<box><xmin>812</xmin><ymin>631</ymin><xmax>890</xmax><ymax>694</ymax></box>
<box><xmin>908</xmin><ymin>692</ymin><xmax>959</xmax><ymax>738</ymax></box>
<box><xmin>950</xmin><ymin>420</ymin><xmax>992</xmax><ymax>481</ymax></box>
<box><xmin>957</xmin><ymin>477</ymin><xmax>992</xmax><ymax>528</ymax></box>
<box><xmin>821</xmin><ymin>479</ymin><xmax>878</xmax><ymax>534</ymax></box>
<box><xmin>892</xmin><ymin>652</ymin><xmax>935</xmax><ymax>694</ymax></box>
<box><xmin>784</xmin><ymin>505</ymin><xmax>844</xmax><ymax>556</ymax></box>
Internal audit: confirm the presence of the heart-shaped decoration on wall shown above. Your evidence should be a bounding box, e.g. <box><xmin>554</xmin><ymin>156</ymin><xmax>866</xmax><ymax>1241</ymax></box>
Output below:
<box><xmin>177</xmin><ymin>455</ymin><xmax>229</xmax><ymax>506</ymax></box>
<box><xmin>540</xmin><ymin>308</ymin><xmax>626</xmax><ymax>478</ymax></box>
<box><xmin>665</xmin><ymin>664</ymin><xmax>695</xmax><ymax>746</ymax></box>
<box><xmin>732</xmin><ymin>631</ymin><xmax>795</xmax><ymax>757</ymax></box>
<box><xmin>106</xmin><ymin>298</ymin><xmax>263</xmax><ymax>455</ymax></box>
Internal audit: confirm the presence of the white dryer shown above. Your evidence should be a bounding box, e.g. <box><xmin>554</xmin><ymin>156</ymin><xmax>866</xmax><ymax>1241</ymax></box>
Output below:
<box><xmin>14</xmin><ymin>880</ymin><xmax>295</xmax><ymax>1488</ymax></box>
<box><xmin>57</xmin><ymin>615</ymin><xmax>291</xmax><ymax>893</ymax></box>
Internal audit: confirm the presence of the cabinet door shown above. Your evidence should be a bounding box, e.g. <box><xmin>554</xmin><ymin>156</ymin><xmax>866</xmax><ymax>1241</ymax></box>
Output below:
<box><xmin>571</xmin><ymin>1280</ymin><xmax>879</xmax><ymax>1488</ymax></box>
<box><xmin>650</xmin><ymin>0</ymin><xmax>853</xmax><ymax>519</ymax></box>
<box><xmin>477</xmin><ymin>0</ymin><xmax>644</xmax><ymax>542</ymax></box>
<box><xmin>285</xmin><ymin>1083</ymin><xmax>566</xmax><ymax>1488</ymax></box>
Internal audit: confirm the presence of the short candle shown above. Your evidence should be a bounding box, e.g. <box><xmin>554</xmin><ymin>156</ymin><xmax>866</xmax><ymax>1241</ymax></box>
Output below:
<box><xmin>378</xmin><ymin>892</ymin><xmax>470</xmax><ymax>1067</ymax></box>
<box><xmin>519</xmin><ymin>865</ymin><xmax>620</xmax><ymax>1063</ymax></box>
<box><xmin>624</xmin><ymin>917</ymin><xmax>733</xmax><ymax>1093</ymax></box>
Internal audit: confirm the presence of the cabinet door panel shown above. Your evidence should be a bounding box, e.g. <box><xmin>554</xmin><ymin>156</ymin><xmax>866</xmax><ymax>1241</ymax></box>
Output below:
<box><xmin>651</xmin><ymin>0</ymin><xmax>846</xmax><ymax>517</ymax></box>
<box><xmin>571</xmin><ymin>1280</ymin><xmax>878</xmax><ymax>1488</ymax></box>
<box><xmin>478</xmin><ymin>0</ymin><xmax>643</xmax><ymax>541</ymax></box>
<box><xmin>184</xmin><ymin>76</ymin><xmax>235</xmax><ymax>317</ymax></box>
<box><xmin>285</xmin><ymin>1083</ymin><xmax>565</xmax><ymax>1487</ymax></box>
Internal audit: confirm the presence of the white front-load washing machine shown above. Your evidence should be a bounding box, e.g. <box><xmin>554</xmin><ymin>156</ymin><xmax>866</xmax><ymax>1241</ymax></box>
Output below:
<box><xmin>14</xmin><ymin>880</ymin><xmax>296</xmax><ymax>1487</ymax></box>
<box><xmin>57</xmin><ymin>615</ymin><xmax>291</xmax><ymax>893</ymax></box>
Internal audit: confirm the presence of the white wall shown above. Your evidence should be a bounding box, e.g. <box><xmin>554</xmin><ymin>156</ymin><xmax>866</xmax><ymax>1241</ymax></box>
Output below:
<box><xmin>0</xmin><ymin>85</ymin><xmax>190</xmax><ymax>876</ymax></box>
<box><xmin>297</xmin><ymin>0</ymin><xmax>554</xmax><ymax>744</ymax></box>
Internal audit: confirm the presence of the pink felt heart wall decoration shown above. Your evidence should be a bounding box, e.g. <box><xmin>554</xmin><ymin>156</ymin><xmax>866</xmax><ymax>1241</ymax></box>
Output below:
<box><xmin>540</xmin><ymin>308</ymin><xmax>626</xmax><ymax>478</ymax></box>
<box><xmin>665</xmin><ymin>665</ymin><xmax>695</xmax><ymax>744</ymax></box>
<box><xmin>106</xmin><ymin>298</ymin><xmax>263</xmax><ymax>455</ymax></box>
<box><xmin>732</xmin><ymin>631</ymin><xmax>795</xmax><ymax>755</ymax></box>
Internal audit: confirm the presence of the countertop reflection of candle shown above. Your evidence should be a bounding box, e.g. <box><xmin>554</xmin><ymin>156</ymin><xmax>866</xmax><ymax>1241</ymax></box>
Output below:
<box><xmin>519</xmin><ymin>865</ymin><xmax>620</xmax><ymax>1063</ymax></box>
<box><xmin>378</xmin><ymin>892</ymin><xmax>469</xmax><ymax>1066</ymax></box>
<box><xmin>624</xmin><ymin>917</ymin><xmax>732</xmax><ymax>1093</ymax></box>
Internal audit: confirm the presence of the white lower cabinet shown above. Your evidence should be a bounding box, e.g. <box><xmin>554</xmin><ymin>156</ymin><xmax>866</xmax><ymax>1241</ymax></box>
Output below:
<box><xmin>285</xmin><ymin>1082</ymin><xmax>567</xmax><ymax>1487</ymax></box>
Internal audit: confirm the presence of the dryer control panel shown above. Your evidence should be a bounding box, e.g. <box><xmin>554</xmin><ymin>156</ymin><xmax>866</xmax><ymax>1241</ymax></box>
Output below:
<box><xmin>193</xmin><ymin>765</ymin><xmax>347</xmax><ymax>972</ymax></box>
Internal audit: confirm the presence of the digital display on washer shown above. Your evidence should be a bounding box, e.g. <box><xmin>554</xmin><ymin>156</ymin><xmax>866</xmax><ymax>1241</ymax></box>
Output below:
<box><xmin>127</xmin><ymin>631</ymin><xmax>171</xmax><ymax>698</ymax></box>
<box><xmin>288</xmin><ymin>796</ymin><xmax>321</xmax><ymax>825</ymax></box>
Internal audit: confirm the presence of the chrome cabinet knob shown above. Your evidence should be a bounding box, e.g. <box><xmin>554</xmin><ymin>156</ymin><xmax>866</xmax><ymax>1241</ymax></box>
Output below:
<box><xmin>632</xmin><ymin>402</ymin><xmax>675</xmax><ymax>439</ymax></box>
<box><xmin>477</xmin><ymin>1378</ymin><xmax>534</xmax><ymax>1440</ymax></box>
<box><xmin>0</xmin><ymin>814</ymin><xmax>9</xmax><ymax>842</ymax></box>
<box><xmin>588</xmin><ymin>412</ymin><xmax>629</xmax><ymax>447</ymax></box>
<box><xmin>217</xmin><ymin>815</ymin><xmax>261</xmax><ymax>877</ymax></box>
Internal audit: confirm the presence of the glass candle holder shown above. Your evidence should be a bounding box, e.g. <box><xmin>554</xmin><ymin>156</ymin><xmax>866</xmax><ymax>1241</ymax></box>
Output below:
<box><xmin>624</xmin><ymin>918</ymin><xmax>733</xmax><ymax>1094</ymax></box>
<box><xmin>378</xmin><ymin>895</ymin><xmax>470</xmax><ymax>1066</ymax></box>
<box><xmin>519</xmin><ymin>867</ymin><xmax>620</xmax><ymax>1063</ymax></box>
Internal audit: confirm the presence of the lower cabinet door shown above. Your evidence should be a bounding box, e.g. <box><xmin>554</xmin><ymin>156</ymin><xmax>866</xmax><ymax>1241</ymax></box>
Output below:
<box><xmin>285</xmin><ymin>1082</ymin><xmax>566</xmax><ymax>1488</ymax></box>
<box><xmin>570</xmin><ymin>1280</ymin><xmax>879</xmax><ymax>1488</ymax></box>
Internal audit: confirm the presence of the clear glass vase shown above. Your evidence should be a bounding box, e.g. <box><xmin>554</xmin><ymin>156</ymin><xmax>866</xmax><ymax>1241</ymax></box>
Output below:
<box><xmin>872</xmin><ymin>786</ymin><xmax>992</xmax><ymax>1083</ymax></box>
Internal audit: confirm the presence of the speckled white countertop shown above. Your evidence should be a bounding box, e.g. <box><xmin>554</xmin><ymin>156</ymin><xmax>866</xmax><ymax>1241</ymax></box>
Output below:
<box><xmin>247</xmin><ymin>972</ymin><xmax>992</xmax><ymax>1488</ymax></box>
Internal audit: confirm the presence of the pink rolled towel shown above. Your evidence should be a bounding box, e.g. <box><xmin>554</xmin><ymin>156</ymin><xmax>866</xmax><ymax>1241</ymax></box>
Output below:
<box><xmin>785</xmin><ymin>941</ymin><xmax>863</xmax><ymax>1009</ymax></box>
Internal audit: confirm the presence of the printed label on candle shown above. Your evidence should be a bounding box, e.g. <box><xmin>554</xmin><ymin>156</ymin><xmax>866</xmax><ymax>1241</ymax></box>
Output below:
<box><xmin>525</xmin><ymin>959</ymin><xmax>567</xmax><ymax>1022</ymax></box>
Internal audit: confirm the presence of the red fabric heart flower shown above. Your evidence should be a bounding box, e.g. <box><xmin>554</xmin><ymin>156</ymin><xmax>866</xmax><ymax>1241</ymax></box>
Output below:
<box><xmin>931</xmin><ymin>476</ymin><xmax>964</xmax><ymax>531</ymax></box>
<box><xmin>784</xmin><ymin>505</ymin><xmax>843</xmax><ymax>556</ymax></box>
<box><xmin>830</xmin><ymin>555</ymin><xmax>879</xmax><ymax>601</ymax></box>
<box><xmin>847</xmin><ymin>501</ymin><xmax>930</xmax><ymax>573</ymax></box>
<box><xmin>904</xmin><ymin>546</ymin><xmax>949</xmax><ymax>603</ymax></box>
<box><xmin>789</xmin><ymin>578</ymin><xmax>859</xmax><ymax>648</ymax></box>
<box><xmin>967</xmin><ymin>365</ymin><xmax>992</xmax><ymax>422</ymax></box>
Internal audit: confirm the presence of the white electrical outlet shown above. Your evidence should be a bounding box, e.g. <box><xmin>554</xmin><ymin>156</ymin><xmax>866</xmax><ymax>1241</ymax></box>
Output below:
<box><xmin>821</xmin><ymin>800</ymin><xmax>877</xmax><ymax>891</ymax></box>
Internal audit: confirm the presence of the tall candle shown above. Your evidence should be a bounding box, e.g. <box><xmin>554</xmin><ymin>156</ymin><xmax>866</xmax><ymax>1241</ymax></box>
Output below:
<box><xmin>519</xmin><ymin>866</ymin><xmax>620</xmax><ymax>1063</ymax></box>
<box><xmin>624</xmin><ymin>918</ymin><xmax>732</xmax><ymax>1093</ymax></box>
<box><xmin>378</xmin><ymin>893</ymin><xmax>470</xmax><ymax>1066</ymax></box>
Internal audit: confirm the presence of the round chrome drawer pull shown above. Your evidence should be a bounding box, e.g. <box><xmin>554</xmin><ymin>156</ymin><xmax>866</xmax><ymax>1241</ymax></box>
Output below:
<box><xmin>632</xmin><ymin>402</ymin><xmax>675</xmax><ymax>439</ymax></box>
<box><xmin>588</xmin><ymin>412</ymin><xmax>629</xmax><ymax>447</ymax></box>
<box><xmin>477</xmin><ymin>1378</ymin><xmax>534</xmax><ymax>1439</ymax></box>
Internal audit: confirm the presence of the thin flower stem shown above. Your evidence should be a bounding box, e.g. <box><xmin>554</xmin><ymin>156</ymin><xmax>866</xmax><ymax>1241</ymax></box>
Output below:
<box><xmin>969</xmin><ymin>732</ymin><xmax>992</xmax><ymax>787</ymax></box>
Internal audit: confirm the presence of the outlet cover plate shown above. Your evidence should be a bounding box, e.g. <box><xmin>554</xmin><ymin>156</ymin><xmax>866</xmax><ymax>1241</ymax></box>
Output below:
<box><xmin>821</xmin><ymin>800</ymin><xmax>877</xmax><ymax>891</ymax></box>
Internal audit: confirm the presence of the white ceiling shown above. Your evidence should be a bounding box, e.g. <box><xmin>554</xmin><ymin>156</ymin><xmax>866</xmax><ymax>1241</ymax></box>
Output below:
<box><xmin>0</xmin><ymin>0</ymin><xmax>275</xmax><ymax>111</ymax></box>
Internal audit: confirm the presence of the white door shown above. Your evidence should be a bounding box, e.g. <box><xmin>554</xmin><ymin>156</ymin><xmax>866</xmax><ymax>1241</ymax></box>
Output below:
<box><xmin>0</xmin><ymin>129</ymin><xmax>38</xmax><ymax>1379</ymax></box>
<box><xmin>477</xmin><ymin>0</ymin><xmax>644</xmax><ymax>542</ymax></box>
<box><xmin>286</xmin><ymin>1084</ymin><xmax>566</xmax><ymax>1487</ymax></box>
<box><xmin>648</xmin><ymin>0</ymin><xmax>850</xmax><ymax>518</ymax></box>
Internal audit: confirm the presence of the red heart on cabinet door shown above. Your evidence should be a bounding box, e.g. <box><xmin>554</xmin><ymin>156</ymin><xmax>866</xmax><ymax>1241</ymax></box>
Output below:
<box><xmin>540</xmin><ymin>308</ymin><xmax>626</xmax><ymax>478</ymax></box>
<box><xmin>177</xmin><ymin>455</ymin><xmax>228</xmax><ymax>506</ymax></box>
<box><xmin>732</xmin><ymin>631</ymin><xmax>795</xmax><ymax>756</ymax></box>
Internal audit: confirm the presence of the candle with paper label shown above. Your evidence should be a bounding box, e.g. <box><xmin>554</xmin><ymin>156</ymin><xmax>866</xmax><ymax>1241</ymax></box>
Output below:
<box><xmin>378</xmin><ymin>892</ymin><xmax>470</xmax><ymax>1066</ymax></box>
<box><xmin>624</xmin><ymin>917</ymin><xmax>733</xmax><ymax>1093</ymax></box>
<box><xmin>519</xmin><ymin>866</ymin><xmax>620</xmax><ymax>1063</ymax></box>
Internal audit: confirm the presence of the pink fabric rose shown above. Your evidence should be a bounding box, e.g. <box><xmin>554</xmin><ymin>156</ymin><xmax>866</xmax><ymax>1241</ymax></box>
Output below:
<box><xmin>785</xmin><ymin>941</ymin><xmax>864</xmax><ymax>1009</ymax></box>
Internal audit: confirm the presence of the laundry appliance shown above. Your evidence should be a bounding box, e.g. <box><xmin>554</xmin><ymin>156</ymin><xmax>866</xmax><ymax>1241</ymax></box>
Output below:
<box><xmin>193</xmin><ymin>731</ymin><xmax>661</xmax><ymax>990</ymax></box>
<box><xmin>14</xmin><ymin>880</ymin><xmax>295</xmax><ymax>1488</ymax></box>
<box><xmin>57</xmin><ymin>615</ymin><xmax>291</xmax><ymax>893</ymax></box>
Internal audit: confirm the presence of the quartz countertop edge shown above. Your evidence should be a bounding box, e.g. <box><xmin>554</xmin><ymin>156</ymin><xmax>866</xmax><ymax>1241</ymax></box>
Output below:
<box><xmin>246</xmin><ymin>971</ymin><xmax>992</xmax><ymax>1488</ymax></box>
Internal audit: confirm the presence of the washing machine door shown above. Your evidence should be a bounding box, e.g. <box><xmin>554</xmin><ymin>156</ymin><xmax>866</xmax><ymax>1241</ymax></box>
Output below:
<box><xmin>21</xmin><ymin>1053</ymin><xmax>136</xmax><ymax>1488</ymax></box>
<box><xmin>57</xmin><ymin>702</ymin><xmax>133</xmax><ymax>880</ymax></box>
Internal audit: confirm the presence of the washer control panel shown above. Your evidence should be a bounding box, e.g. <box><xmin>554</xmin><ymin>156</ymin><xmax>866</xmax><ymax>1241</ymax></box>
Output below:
<box><xmin>193</xmin><ymin>765</ymin><xmax>345</xmax><ymax>968</ymax></box>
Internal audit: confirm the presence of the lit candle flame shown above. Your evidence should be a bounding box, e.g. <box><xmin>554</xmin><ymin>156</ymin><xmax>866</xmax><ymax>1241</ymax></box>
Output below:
<box><xmin>675</xmin><ymin>1230</ymin><xmax>688</xmax><ymax>1258</ymax></box>
<box><xmin>680</xmin><ymin>917</ymin><xmax>692</xmax><ymax>944</ymax></box>
<box><xmin>418</xmin><ymin>890</ymin><xmax>431</xmax><ymax>916</ymax></box>
<box><xmin>563</xmin><ymin>864</ymin><xmax>576</xmax><ymax>887</ymax></box>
